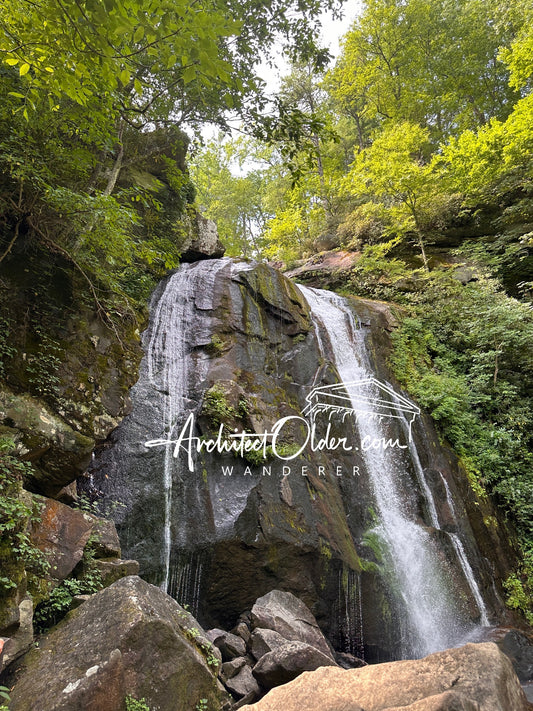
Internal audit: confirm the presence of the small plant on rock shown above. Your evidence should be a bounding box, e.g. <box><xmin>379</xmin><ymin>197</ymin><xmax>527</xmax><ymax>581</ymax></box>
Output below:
<box><xmin>125</xmin><ymin>695</ymin><xmax>151</xmax><ymax>711</ymax></box>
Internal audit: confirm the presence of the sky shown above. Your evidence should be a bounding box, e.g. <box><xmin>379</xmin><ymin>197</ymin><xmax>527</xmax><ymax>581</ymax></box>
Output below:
<box><xmin>258</xmin><ymin>2</ymin><xmax>362</xmax><ymax>93</ymax></box>
<box><xmin>201</xmin><ymin>1</ymin><xmax>362</xmax><ymax>141</ymax></box>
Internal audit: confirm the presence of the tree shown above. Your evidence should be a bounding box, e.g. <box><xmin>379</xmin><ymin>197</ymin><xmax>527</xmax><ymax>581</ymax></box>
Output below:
<box><xmin>0</xmin><ymin>0</ymin><xmax>341</xmax><ymax>305</ymax></box>
<box><xmin>343</xmin><ymin>122</ymin><xmax>444</xmax><ymax>268</ymax></box>
<box><xmin>190</xmin><ymin>136</ymin><xmax>273</xmax><ymax>257</ymax></box>
<box><xmin>327</xmin><ymin>0</ymin><xmax>522</xmax><ymax>145</ymax></box>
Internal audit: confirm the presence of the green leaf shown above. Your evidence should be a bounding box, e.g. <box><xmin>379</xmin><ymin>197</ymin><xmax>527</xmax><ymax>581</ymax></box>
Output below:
<box><xmin>133</xmin><ymin>25</ymin><xmax>144</xmax><ymax>43</ymax></box>
<box><xmin>134</xmin><ymin>77</ymin><xmax>143</xmax><ymax>95</ymax></box>
<box><xmin>19</xmin><ymin>63</ymin><xmax>30</xmax><ymax>76</ymax></box>
<box><xmin>182</xmin><ymin>65</ymin><xmax>196</xmax><ymax>84</ymax></box>
<box><xmin>8</xmin><ymin>92</ymin><xmax>26</xmax><ymax>99</ymax></box>
<box><xmin>119</xmin><ymin>69</ymin><xmax>131</xmax><ymax>85</ymax></box>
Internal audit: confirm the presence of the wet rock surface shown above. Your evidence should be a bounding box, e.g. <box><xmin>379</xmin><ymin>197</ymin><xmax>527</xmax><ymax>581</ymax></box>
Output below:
<box><xmin>89</xmin><ymin>257</ymin><xmax>516</xmax><ymax>663</ymax></box>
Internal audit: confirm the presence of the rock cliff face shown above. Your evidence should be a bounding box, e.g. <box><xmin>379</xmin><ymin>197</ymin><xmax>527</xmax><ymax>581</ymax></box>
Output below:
<box><xmin>88</xmin><ymin>258</ymin><xmax>517</xmax><ymax>663</ymax></box>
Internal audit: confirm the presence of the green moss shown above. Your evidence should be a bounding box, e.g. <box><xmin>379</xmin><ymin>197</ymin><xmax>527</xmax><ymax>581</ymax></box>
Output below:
<box><xmin>202</xmin><ymin>385</ymin><xmax>235</xmax><ymax>427</ymax></box>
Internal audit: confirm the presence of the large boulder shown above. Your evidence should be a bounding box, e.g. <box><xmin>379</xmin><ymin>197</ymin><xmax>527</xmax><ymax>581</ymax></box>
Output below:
<box><xmin>240</xmin><ymin>643</ymin><xmax>530</xmax><ymax>711</ymax></box>
<box><xmin>5</xmin><ymin>576</ymin><xmax>230</xmax><ymax>711</ymax></box>
<box><xmin>29</xmin><ymin>496</ymin><xmax>134</xmax><ymax>591</ymax></box>
<box><xmin>250</xmin><ymin>628</ymin><xmax>288</xmax><ymax>661</ymax></box>
<box><xmin>252</xmin><ymin>641</ymin><xmax>337</xmax><ymax>690</ymax></box>
<box><xmin>250</xmin><ymin>590</ymin><xmax>334</xmax><ymax>660</ymax></box>
<box><xmin>180</xmin><ymin>213</ymin><xmax>226</xmax><ymax>261</ymax></box>
<box><xmin>30</xmin><ymin>496</ymin><xmax>95</xmax><ymax>583</ymax></box>
<box><xmin>0</xmin><ymin>386</ymin><xmax>94</xmax><ymax>496</ymax></box>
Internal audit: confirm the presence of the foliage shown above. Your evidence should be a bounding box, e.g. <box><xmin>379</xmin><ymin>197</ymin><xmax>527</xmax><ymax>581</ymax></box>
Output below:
<box><xmin>202</xmin><ymin>386</ymin><xmax>236</xmax><ymax>427</ymax></box>
<box><xmin>326</xmin><ymin>0</ymin><xmax>521</xmax><ymax>146</ymax></box>
<box><xmin>382</xmin><ymin>270</ymin><xmax>533</xmax><ymax>536</ymax></box>
<box><xmin>0</xmin><ymin>0</ymin><xmax>341</xmax><ymax>317</ymax></box>
<box><xmin>33</xmin><ymin>539</ymin><xmax>103</xmax><ymax>631</ymax></box>
<box><xmin>0</xmin><ymin>442</ymin><xmax>49</xmax><ymax>594</ymax></box>
<box><xmin>503</xmin><ymin>548</ymin><xmax>533</xmax><ymax>625</ymax></box>
<box><xmin>125</xmin><ymin>696</ymin><xmax>151</xmax><ymax>711</ymax></box>
<box><xmin>0</xmin><ymin>685</ymin><xmax>10</xmax><ymax>711</ymax></box>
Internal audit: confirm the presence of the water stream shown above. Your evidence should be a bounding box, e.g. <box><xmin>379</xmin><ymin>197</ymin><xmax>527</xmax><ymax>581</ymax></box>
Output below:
<box><xmin>299</xmin><ymin>284</ymin><xmax>489</xmax><ymax>657</ymax></box>
<box><xmin>145</xmin><ymin>259</ymin><xmax>229</xmax><ymax>591</ymax></box>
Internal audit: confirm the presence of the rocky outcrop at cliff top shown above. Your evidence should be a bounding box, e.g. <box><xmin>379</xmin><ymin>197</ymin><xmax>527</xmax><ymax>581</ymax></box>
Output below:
<box><xmin>180</xmin><ymin>212</ymin><xmax>226</xmax><ymax>261</ymax></box>
<box><xmin>5</xmin><ymin>576</ymin><xmax>230</xmax><ymax>711</ymax></box>
<box><xmin>240</xmin><ymin>642</ymin><xmax>530</xmax><ymax>711</ymax></box>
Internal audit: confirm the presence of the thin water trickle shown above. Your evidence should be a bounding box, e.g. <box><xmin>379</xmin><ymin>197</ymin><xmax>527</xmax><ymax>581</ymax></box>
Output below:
<box><xmin>146</xmin><ymin>259</ymin><xmax>229</xmax><ymax>592</ymax></box>
<box><xmin>299</xmin><ymin>284</ymin><xmax>488</xmax><ymax>658</ymax></box>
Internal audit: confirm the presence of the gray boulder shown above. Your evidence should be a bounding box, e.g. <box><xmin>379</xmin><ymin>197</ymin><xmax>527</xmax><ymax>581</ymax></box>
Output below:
<box><xmin>207</xmin><ymin>628</ymin><xmax>247</xmax><ymax>661</ymax></box>
<box><xmin>225</xmin><ymin>664</ymin><xmax>261</xmax><ymax>700</ymax></box>
<box><xmin>181</xmin><ymin>213</ymin><xmax>225</xmax><ymax>261</ymax></box>
<box><xmin>252</xmin><ymin>641</ymin><xmax>337</xmax><ymax>690</ymax></box>
<box><xmin>250</xmin><ymin>590</ymin><xmax>334</xmax><ymax>660</ymax></box>
<box><xmin>250</xmin><ymin>628</ymin><xmax>288</xmax><ymax>661</ymax></box>
<box><xmin>6</xmin><ymin>576</ymin><xmax>230</xmax><ymax>711</ymax></box>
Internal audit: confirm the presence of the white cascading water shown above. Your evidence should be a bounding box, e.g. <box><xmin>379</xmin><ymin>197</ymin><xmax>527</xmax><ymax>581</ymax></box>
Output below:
<box><xmin>299</xmin><ymin>284</ymin><xmax>488</xmax><ymax>658</ymax></box>
<box><xmin>146</xmin><ymin>259</ymin><xmax>229</xmax><ymax>591</ymax></box>
<box><xmin>397</xmin><ymin>406</ymin><xmax>489</xmax><ymax>625</ymax></box>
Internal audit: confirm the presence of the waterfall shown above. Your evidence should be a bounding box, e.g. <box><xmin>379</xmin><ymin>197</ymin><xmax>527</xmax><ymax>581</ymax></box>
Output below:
<box><xmin>143</xmin><ymin>259</ymin><xmax>229</xmax><ymax>591</ymax></box>
<box><xmin>439</xmin><ymin>473</ymin><xmax>490</xmax><ymax>625</ymax></box>
<box><xmin>396</xmin><ymin>405</ymin><xmax>490</xmax><ymax>625</ymax></box>
<box><xmin>299</xmin><ymin>284</ymin><xmax>488</xmax><ymax>658</ymax></box>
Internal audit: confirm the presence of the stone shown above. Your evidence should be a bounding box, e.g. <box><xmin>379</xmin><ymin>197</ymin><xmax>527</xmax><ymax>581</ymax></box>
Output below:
<box><xmin>252</xmin><ymin>641</ymin><xmax>338</xmax><ymax>690</ymax></box>
<box><xmin>221</xmin><ymin>656</ymin><xmax>247</xmax><ymax>681</ymax></box>
<box><xmin>0</xmin><ymin>385</ymin><xmax>94</xmax><ymax>496</ymax></box>
<box><xmin>385</xmin><ymin>691</ymin><xmax>481</xmax><ymax>710</ymax></box>
<box><xmin>234</xmin><ymin>691</ymin><xmax>263</xmax><ymax>710</ymax></box>
<box><xmin>55</xmin><ymin>482</ymin><xmax>78</xmax><ymax>505</ymax></box>
<box><xmin>225</xmin><ymin>664</ymin><xmax>260</xmax><ymax>700</ymax></box>
<box><xmin>232</xmin><ymin>621</ymin><xmax>251</xmax><ymax>644</ymax></box>
<box><xmin>93</xmin><ymin>558</ymin><xmax>140</xmax><ymax>587</ymax></box>
<box><xmin>222</xmin><ymin>632</ymin><xmax>248</xmax><ymax>661</ymax></box>
<box><xmin>6</xmin><ymin>576</ymin><xmax>230</xmax><ymax>711</ymax></box>
<box><xmin>0</xmin><ymin>597</ymin><xmax>33</xmax><ymax>673</ymax></box>
<box><xmin>206</xmin><ymin>628</ymin><xmax>227</xmax><ymax>644</ymax></box>
<box><xmin>250</xmin><ymin>590</ymin><xmax>334</xmax><ymax>660</ymax></box>
<box><xmin>70</xmin><ymin>594</ymin><xmax>93</xmax><ymax>610</ymax></box>
<box><xmin>250</xmin><ymin>628</ymin><xmax>288</xmax><ymax>661</ymax></box>
<box><xmin>90</xmin><ymin>518</ymin><xmax>122</xmax><ymax>558</ymax></box>
<box><xmin>335</xmin><ymin>651</ymin><xmax>367</xmax><ymax>669</ymax></box>
<box><xmin>240</xmin><ymin>643</ymin><xmax>530</xmax><ymax>711</ymax></box>
<box><xmin>30</xmin><ymin>496</ymin><xmax>95</xmax><ymax>583</ymax></box>
<box><xmin>284</xmin><ymin>250</ymin><xmax>360</xmax><ymax>289</ymax></box>
<box><xmin>209</xmin><ymin>629</ymin><xmax>247</xmax><ymax>661</ymax></box>
<box><xmin>180</xmin><ymin>213</ymin><xmax>226</xmax><ymax>262</ymax></box>
<box><xmin>452</xmin><ymin>266</ymin><xmax>476</xmax><ymax>285</ymax></box>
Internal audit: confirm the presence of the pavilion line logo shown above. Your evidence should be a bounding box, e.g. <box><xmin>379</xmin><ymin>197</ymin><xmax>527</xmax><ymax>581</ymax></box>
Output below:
<box><xmin>144</xmin><ymin>377</ymin><xmax>420</xmax><ymax>473</ymax></box>
<box><xmin>303</xmin><ymin>377</ymin><xmax>420</xmax><ymax>438</ymax></box>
